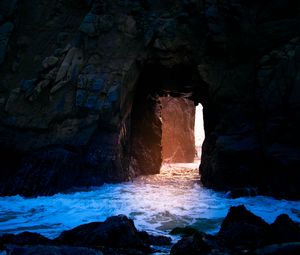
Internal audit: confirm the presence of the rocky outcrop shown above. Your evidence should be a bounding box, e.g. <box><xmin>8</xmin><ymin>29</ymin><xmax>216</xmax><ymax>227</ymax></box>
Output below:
<box><xmin>161</xmin><ymin>97</ymin><xmax>196</xmax><ymax>163</ymax></box>
<box><xmin>0</xmin><ymin>0</ymin><xmax>299</xmax><ymax>198</ymax></box>
<box><xmin>171</xmin><ymin>205</ymin><xmax>300</xmax><ymax>255</ymax></box>
<box><xmin>1</xmin><ymin>215</ymin><xmax>171</xmax><ymax>255</ymax></box>
<box><xmin>1</xmin><ymin>208</ymin><xmax>300</xmax><ymax>255</ymax></box>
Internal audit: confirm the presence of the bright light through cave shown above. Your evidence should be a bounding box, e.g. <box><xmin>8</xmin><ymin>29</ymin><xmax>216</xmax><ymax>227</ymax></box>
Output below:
<box><xmin>195</xmin><ymin>104</ymin><xmax>205</xmax><ymax>161</ymax></box>
<box><xmin>160</xmin><ymin>97</ymin><xmax>205</xmax><ymax>165</ymax></box>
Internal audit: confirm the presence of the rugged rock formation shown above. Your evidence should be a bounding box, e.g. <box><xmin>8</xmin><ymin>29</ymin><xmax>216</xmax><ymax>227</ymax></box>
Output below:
<box><xmin>0</xmin><ymin>0</ymin><xmax>299</xmax><ymax>198</ymax></box>
<box><xmin>2</xmin><ymin>208</ymin><xmax>299</xmax><ymax>255</ymax></box>
<box><xmin>161</xmin><ymin>97</ymin><xmax>196</xmax><ymax>163</ymax></box>
<box><xmin>0</xmin><ymin>215</ymin><xmax>171</xmax><ymax>255</ymax></box>
<box><xmin>170</xmin><ymin>205</ymin><xmax>300</xmax><ymax>255</ymax></box>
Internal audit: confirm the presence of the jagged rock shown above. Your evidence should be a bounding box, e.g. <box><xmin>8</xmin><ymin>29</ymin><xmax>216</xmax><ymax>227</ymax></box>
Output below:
<box><xmin>0</xmin><ymin>232</ymin><xmax>51</xmax><ymax>246</ymax></box>
<box><xmin>171</xmin><ymin>207</ymin><xmax>300</xmax><ymax>255</ymax></box>
<box><xmin>0</xmin><ymin>0</ymin><xmax>19</xmax><ymax>17</ymax></box>
<box><xmin>42</xmin><ymin>56</ymin><xmax>59</xmax><ymax>69</ymax></box>
<box><xmin>170</xmin><ymin>232</ymin><xmax>213</xmax><ymax>255</ymax></box>
<box><xmin>138</xmin><ymin>231</ymin><xmax>171</xmax><ymax>246</ymax></box>
<box><xmin>268</xmin><ymin>214</ymin><xmax>300</xmax><ymax>244</ymax></box>
<box><xmin>56</xmin><ymin>215</ymin><xmax>151</xmax><ymax>252</ymax></box>
<box><xmin>79</xmin><ymin>13</ymin><xmax>113</xmax><ymax>36</ymax></box>
<box><xmin>217</xmin><ymin>205</ymin><xmax>269</xmax><ymax>248</ymax></box>
<box><xmin>0</xmin><ymin>22</ymin><xmax>14</xmax><ymax>64</ymax></box>
<box><xmin>251</xmin><ymin>242</ymin><xmax>300</xmax><ymax>255</ymax></box>
<box><xmin>6</xmin><ymin>245</ymin><xmax>102</xmax><ymax>255</ymax></box>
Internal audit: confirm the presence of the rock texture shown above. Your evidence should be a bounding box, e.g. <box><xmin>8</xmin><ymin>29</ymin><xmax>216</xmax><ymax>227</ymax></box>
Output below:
<box><xmin>161</xmin><ymin>97</ymin><xmax>196</xmax><ymax>163</ymax></box>
<box><xmin>0</xmin><ymin>215</ymin><xmax>171</xmax><ymax>255</ymax></box>
<box><xmin>0</xmin><ymin>0</ymin><xmax>299</xmax><ymax>198</ymax></box>
<box><xmin>170</xmin><ymin>205</ymin><xmax>300</xmax><ymax>255</ymax></box>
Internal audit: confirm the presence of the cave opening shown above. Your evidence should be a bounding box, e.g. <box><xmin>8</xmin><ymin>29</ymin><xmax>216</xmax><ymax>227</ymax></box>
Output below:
<box><xmin>160</xmin><ymin>97</ymin><xmax>205</xmax><ymax>164</ymax></box>
<box><xmin>129</xmin><ymin>63</ymin><xmax>207</xmax><ymax>177</ymax></box>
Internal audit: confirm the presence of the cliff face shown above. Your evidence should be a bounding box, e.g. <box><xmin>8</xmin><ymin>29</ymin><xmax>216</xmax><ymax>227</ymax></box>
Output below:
<box><xmin>0</xmin><ymin>0</ymin><xmax>299</xmax><ymax>198</ymax></box>
<box><xmin>161</xmin><ymin>97</ymin><xmax>195</xmax><ymax>163</ymax></box>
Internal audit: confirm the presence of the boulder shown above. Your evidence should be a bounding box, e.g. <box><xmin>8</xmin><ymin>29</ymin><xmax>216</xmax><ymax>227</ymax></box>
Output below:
<box><xmin>217</xmin><ymin>205</ymin><xmax>269</xmax><ymax>248</ymax></box>
<box><xmin>56</xmin><ymin>215</ymin><xmax>151</xmax><ymax>252</ymax></box>
<box><xmin>6</xmin><ymin>245</ymin><xmax>102</xmax><ymax>255</ymax></box>
<box><xmin>170</xmin><ymin>232</ymin><xmax>213</xmax><ymax>255</ymax></box>
<box><xmin>0</xmin><ymin>232</ymin><xmax>51</xmax><ymax>246</ymax></box>
<box><xmin>268</xmin><ymin>214</ymin><xmax>300</xmax><ymax>244</ymax></box>
<box><xmin>0</xmin><ymin>22</ymin><xmax>14</xmax><ymax>64</ymax></box>
<box><xmin>138</xmin><ymin>231</ymin><xmax>171</xmax><ymax>246</ymax></box>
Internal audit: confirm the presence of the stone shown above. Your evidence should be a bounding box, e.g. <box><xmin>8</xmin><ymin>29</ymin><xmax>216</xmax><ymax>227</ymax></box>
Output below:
<box><xmin>252</xmin><ymin>242</ymin><xmax>300</xmax><ymax>255</ymax></box>
<box><xmin>138</xmin><ymin>231</ymin><xmax>171</xmax><ymax>246</ymax></box>
<box><xmin>79</xmin><ymin>13</ymin><xmax>113</xmax><ymax>36</ymax></box>
<box><xmin>170</xmin><ymin>227</ymin><xmax>200</xmax><ymax>236</ymax></box>
<box><xmin>6</xmin><ymin>245</ymin><xmax>102</xmax><ymax>255</ymax></box>
<box><xmin>268</xmin><ymin>214</ymin><xmax>300</xmax><ymax>244</ymax></box>
<box><xmin>0</xmin><ymin>232</ymin><xmax>51</xmax><ymax>246</ymax></box>
<box><xmin>42</xmin><ymin>56</ymin><xmax>59</xmax><ymax>69</ymax></box>
<box><xmin>55</xmin><ymin>215</ymin><xmax>151</xmax><ymax>252</ymax></box>
<box><xmin>170</xmin><ymin>232</ymin><xmax>213</xmax><ymax>255</ymax></box>
<box><xmin>55</xmin><ymin>48</ymin><xmax>82</xmax><ymax>83</ymax></box>
<box><xmin>217</xmin><ymin>205</ymin><xmax>269</xmax><ymax>248</ymax></box>
<box><xmin>160</xmin><ymin>97</ymin><xmax>196</xmax><ymax>163</ymax></box>
<box><xmin>0</xmin><ymin>0</ymin><xmax>19</xmax><ymax>17</ymax></box>
<box><xmin>20</xmin><ymin>80</ymin><xmax>35</xmax><ymax>97</ymax></box>
<box><xmin>0</xmin><ymin>22</ymin><xmax>14</xmax><ymax>64</ymax></box>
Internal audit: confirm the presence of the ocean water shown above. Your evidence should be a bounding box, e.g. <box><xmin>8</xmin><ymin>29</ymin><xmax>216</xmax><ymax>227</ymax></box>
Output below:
<box><xmin>0</xmin><ymin>163</ymin><xmax>299</xmax><ymax>243</ymax></box>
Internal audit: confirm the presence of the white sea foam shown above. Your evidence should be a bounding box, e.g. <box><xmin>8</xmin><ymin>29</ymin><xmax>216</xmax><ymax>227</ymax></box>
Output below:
<box><xmin>0</xmin><ymin>163</ymin><xmax>299</xmax><ymax>241</ymax></box>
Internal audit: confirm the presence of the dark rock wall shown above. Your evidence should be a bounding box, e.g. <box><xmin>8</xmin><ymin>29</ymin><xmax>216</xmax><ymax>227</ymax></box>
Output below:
<box><xmin>160</xmin><ymin>97</ymin><xmax>195</xmax><ymax>163</ymax></box>
<box><xmin>0</xmin><ymin>0</ymin><xmax>299</xmax><ymax>198</ymax></box>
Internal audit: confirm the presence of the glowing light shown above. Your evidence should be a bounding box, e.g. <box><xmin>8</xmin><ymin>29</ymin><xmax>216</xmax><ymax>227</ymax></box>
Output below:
<box><xmin>194</xmin><ymin>104</ymin><xmax>205</xmax><ymax>159</ymax></box>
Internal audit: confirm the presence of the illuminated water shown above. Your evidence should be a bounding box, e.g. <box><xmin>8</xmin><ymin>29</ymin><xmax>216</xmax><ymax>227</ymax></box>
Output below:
<box><xmin>0</xmin><ymin>162</ymin><xmax>300</xmax><ymax>243</ymax></box>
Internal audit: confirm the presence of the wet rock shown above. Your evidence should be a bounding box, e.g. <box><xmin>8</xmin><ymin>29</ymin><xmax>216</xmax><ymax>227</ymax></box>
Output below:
<box><xmin>170</xmin><ymin>227</ymin><xmax>200</xmax><ymax>237</ymax></box>
<box><xmin>42</xmin><ymin>56</ymin><xmax>59</xmax><ymax>69</ymax></box>
<box><xmin>0</xmin><ymin>22</ymin><xmax>14</xmax><ymax>64</ymax></box>
<box><xmin>217</xmin><ymin>205</ymin><xmax>269</xmax><ymax>248</ymax></box>
<box><xmin>0</xmin><ymin>232</ymin><xmax>51</xmax><ymax>246</ymax></box>
<box><xmin>170</xmin><ymin>232</ymin><xmax>213</xmax><ymax>255</ymax></box>
<box><xmin>6</xmin><ymin>245</ymin><xmax>102</xmax><ymax>255</ymax></box>
<box><xmin>251</xmin><ymin>242</ymin><xmax>300</xmax><ymax>255</ymax></box>
<box><xmin>0</xmin><ymin>0</ymin><xmax>19</xmax><ymax>17</ymax></box>
<box><xmin>138</xmin><ymin>231</ymin><xmax>171</xmax><ymax>246</ymax></box>
<box><xmin>56</xmin><ymin>215</ymin><xmax>151</xmax><ymax>252</ymax></box>
<box><xmin>225</xmin><ymin>188</ymin><xmax>258</xmax><ymax>199</ymax></box>
<box><xmin>268</xmin><ymin>214</ymin><xmax>300</xmax><ymax>244</ymax></box>
<box><xmin>79</xmin><ymin>13</ymin><xmax>113</xmax><ymax>36</ymax></box>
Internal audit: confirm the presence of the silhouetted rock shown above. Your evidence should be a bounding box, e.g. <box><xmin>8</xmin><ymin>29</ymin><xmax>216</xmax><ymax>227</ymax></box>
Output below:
<box><xmin>268</xmin><ymin>214</ymin><xmax>300</xmax><ymax>244</ymax></box>
<box><xmin>251</xmin><ymin>242</ymin><xmax>300</xmax><ymax>255</ymax></box>
<box><xmin>217</xmin><ymin>205</ymin><xmax>269</xmax><ymax>248</ymax></box>
<box><xmin>138</xmin><ymin>231</ymin><xmax>171</xmax><ymax>246</ymax></box>
<box><xmin>225</xmin><ymin>188</ymin><xmax>258</xmax><ymax>199</ymax></box>
<box><xmin>170</xmin><ymin>232</ymin><xmax>213</xmax><ymax>255</ymax></box>
<box><xmin>6</xmin><ymin>245</ymin><xmax>102</xmax><ymax>255</ymax></box>
<box><xmin>0</xmin><ymin>232</ymin><xmax>51</xmax><ymax>246</ymax></box>
<box><xmin>170</xmin><ymin>227</ymin><xmax>200</xmax><ymax>236</ymax></box>
<box><xmin>55</xmin><ymin>215</ymin><xmax>151</xmax><ymax>252</ymax></box>
<box><xmin>171</xmin><ymin>206</ymin><xmax>300</xmax><ymax>255</ymax></box>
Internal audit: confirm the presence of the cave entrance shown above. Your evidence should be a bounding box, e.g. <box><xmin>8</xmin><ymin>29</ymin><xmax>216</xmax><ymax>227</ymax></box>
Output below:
<box><xmin>129</xmin><ymin>64</ymin><xmax>206</xmax><ymax>177</ymax></box>
<box><xmin>160</xmin><ymin>97</ymin><xmax>205</xmax><ymax>164</ymax></box>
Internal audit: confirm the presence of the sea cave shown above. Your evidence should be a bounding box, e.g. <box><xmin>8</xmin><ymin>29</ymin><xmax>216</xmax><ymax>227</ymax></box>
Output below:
<box><xmin>0</xmin><ymin>0</ymin><xmax>300</xmax><ymax>254</ymax></box>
